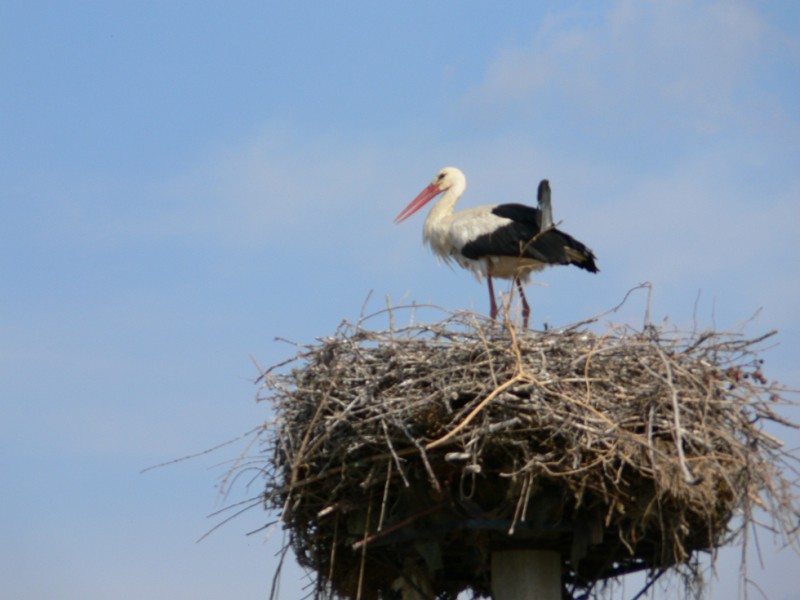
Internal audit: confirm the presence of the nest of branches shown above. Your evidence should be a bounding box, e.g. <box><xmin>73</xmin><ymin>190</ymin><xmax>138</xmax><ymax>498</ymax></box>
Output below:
<box><xmin>251</xmin><ymin>308</ymin><xmax>798</xmax><ymax>599</ymax></box>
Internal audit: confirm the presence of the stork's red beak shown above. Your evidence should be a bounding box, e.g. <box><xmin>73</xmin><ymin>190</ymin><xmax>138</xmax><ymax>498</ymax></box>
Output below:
<box><xmin>394</xmin><ymin>183</ymin><xmax>442</xmax><ymax>224</ymax></box>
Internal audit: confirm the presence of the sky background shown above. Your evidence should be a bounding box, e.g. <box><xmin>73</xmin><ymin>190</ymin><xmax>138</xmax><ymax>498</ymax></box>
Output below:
<box><xmin>2</xmin><ymin>1</ymin><xmax>799</xmax><ymax>598</ymax></box>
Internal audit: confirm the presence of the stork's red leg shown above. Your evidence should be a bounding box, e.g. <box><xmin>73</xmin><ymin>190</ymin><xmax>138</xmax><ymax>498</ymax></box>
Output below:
<box><xmin>487</xmin><ymin>275</ymin><xmax>498</xmax><ymax>320</ymax></box>
<box><xmin>515</xmin><ymin>276</ymin><xmax>530</xmax><ymax>328</ymax></box>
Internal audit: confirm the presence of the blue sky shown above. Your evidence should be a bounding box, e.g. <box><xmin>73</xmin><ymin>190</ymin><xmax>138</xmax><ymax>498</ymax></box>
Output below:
<box><xmin>2</xmin><ymin>1</ymin><xmax>799</xmax><ymax>598</ymax></box>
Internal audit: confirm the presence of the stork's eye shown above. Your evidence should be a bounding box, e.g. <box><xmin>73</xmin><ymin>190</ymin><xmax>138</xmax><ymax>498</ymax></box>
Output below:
<box><xmin>437</xmin><ymin>173</ymin><xmax>445</xmax><ymax>180</ymax></box>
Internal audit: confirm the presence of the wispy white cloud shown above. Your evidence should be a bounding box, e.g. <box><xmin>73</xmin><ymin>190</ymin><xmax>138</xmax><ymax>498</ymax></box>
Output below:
<box><xmin>582</xmin><ymin>154</ymin><xmax>798</xmax><ymax>271</ymax></box>
<box><xmin>138</xmin><ymin>128</ymin><xmax>390</xmax><ymax>246</ymax></box>
<box><xmin>468</xmin><ymin>0</ymin><xmax>796</xmax><ymax>138</ymax></box>
<box><xmin>20</xmin><ymin>125</ymin><xmax>430</xmax><ymax>262</ymax></box>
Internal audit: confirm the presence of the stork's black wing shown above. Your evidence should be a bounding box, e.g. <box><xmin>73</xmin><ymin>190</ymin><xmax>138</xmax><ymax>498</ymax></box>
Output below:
<box><xmin>461</xmin><ymin>202</ymin><xmax>598</xmax><ymax>273</ymax></box>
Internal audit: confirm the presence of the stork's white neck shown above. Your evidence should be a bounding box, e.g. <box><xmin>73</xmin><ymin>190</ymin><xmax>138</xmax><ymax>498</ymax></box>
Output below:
<box><xmin>423</xmin><ymin>177</ymin><xmax>466</xmax><ymax>254</ymax></box>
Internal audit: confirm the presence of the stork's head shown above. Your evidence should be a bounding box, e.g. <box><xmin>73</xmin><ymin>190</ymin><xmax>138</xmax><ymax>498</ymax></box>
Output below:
<box><xmin>394</xmin><ymin>166</ymin><xmax>466</xmax><ymax>224</ymax></box>
<box><xmin>431</xmin><ymin>166</ymin><xmax>465</xmax><ymax>190</ymax></box>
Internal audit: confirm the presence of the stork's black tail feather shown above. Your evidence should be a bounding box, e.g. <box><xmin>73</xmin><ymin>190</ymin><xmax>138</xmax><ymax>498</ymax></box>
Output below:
<box><xmin>539</xmin><ymin>229</ymin><xmax>599</xmax><ymax>273</ymax></box>
<box><xmin>566</xmin><ymin>241</ymin><xmax>599</xmax><ymax>273</ymax></box>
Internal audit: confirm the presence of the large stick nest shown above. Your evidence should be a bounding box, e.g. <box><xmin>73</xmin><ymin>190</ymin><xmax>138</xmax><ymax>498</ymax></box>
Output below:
<box><xmin>251</xmin><ymin>308</ymin><xmax>798</xmax><ymax>599</ymax></box>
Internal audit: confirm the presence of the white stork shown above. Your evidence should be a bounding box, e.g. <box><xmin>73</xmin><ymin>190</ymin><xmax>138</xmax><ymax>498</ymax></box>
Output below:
<box><xmin>394</xmin><ymin>166</ymin><xmax>598</xmax><ymax>327</ymax></box>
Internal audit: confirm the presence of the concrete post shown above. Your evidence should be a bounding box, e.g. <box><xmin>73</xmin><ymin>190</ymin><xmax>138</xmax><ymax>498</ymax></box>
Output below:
<box><xmin>491</xmin><ymin>550</ymin><xmax>561</xmax><ymax>600</ymax></box>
